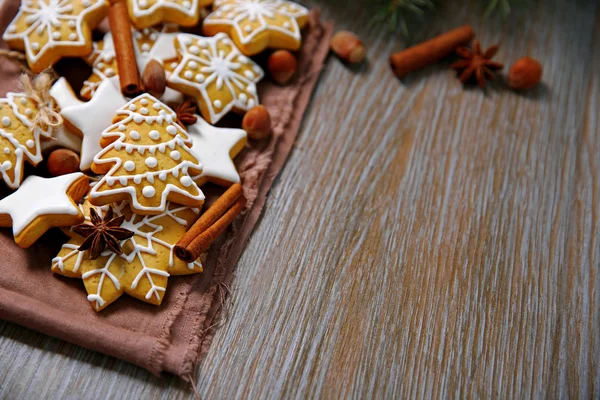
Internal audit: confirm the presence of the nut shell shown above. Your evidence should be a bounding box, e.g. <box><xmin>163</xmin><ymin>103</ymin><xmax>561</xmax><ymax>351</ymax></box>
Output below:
<box><xmin>242</xmin><ymin>105</ymin><xmax>272</xmax><ymax>140</ymax></box>
<box><xmin>330</xmin><ymin>31</ymin><xmax>366</xmax><ymax>64</ymax></box>
<box><xmin>47</xmin><ymin>148</ymin><xmax>80</xmax><ymax>177</ymax></box>
<box><xmin>508</xmin><ymin>57</ymin><xmax>542</xmax><ymax>90</ymax></box>
<box><xmin>267</xmin><ymin>50</ymin><xmax>298</xmax><ymax>85</ymax></box>
<box><xmin>142</xmin><ymin>59</ymin><xmax>167</xmax><ymax>98</ymax></box>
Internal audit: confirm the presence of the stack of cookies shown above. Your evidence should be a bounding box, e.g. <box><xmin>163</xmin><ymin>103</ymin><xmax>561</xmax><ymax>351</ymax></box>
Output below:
<box><xmin>0</xmin><ymin>0</ymin><xmax>310</xmax><ymax>311</ymax></box>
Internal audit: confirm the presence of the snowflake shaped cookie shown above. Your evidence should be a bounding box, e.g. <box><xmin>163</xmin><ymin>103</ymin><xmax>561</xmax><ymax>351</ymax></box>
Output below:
<box><xmin>0</xmin><ymin>93</ymin><xmax>54</xmax><ymax>189</ymax></box>
<box><xmin>203</xmin><ymin>0</ymin><xmax>309</xmax><ymax>55</ymax></box>
<box><xmin>2</xmin><ymin>0</ymin><xmax>108</xmax><ymax>73</ymax></box>
<box><xmin>126</xmin><ymin>0</ymin><xmax>213</xmax><ymax>29</ymax></box>
<box><xmin>168</xmin><ymin>33</ymin><xmax>264</xmax><ymax>124</ymax></box>
<box><xmin>81</xmin><ymin>25</ymin><xmax>181</xmax><ymax>101</ymax></box>
<box><xmin>52</xmin><ymin>199</ymin><xmax>203</xmax><ymax>311</ymax></box>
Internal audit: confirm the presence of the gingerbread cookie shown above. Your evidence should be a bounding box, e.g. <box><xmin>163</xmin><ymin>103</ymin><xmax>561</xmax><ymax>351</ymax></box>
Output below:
<box><xmin>89</xmin><ymin>94</ymin><xmax>205</xmax><ymax>215</ymax></box>
<box><xmin>81</xmin><ymin>25</ymin><xmax>182</xmax><ymax>104</ymax></box>
<box><xmin>52</xmin><ymin>199</ymin><xmax>203</xmax><ymax>311</ymax></box>
<box><xmin>0</xmin><ymin>173</ymin><xmax>89</xmax><ymax>248</ymax></box>
<box><xmin>126</xmin><ymin>0</ymin><xmax>213</xmax><ymax>30</ymax></box>
<box><xmin>2</xmin><ymin>0</ymin><xmax>108</xmax><ymax>73</ymax></box>
<box><xmin>203</xmin><ymin>0</ymin><xmax>309</xmax><ymax>55</ymax></box>
<box><xmin>167</xmin><ymin>33</ymin><xmax>264</xmax><ymax>124</ymax></box>
<box><xmin>188</xmin><ymin>116</ymin><xmax>246</xmax><ymax>186</ymax></box>
<box><xmin>0</xmin><ymin>92</ymin><xmax>55</xmax><ymax>189</ymax></box>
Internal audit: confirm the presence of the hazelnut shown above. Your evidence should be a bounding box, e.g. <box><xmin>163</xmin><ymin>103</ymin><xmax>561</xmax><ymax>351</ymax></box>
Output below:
<box><xmin>508</xmin><ymin>57</ymin><xmax>542</xmax><ymax>90</ymax></box>
<box><xmin>47</xmin><ymin>148</ymin><xmax>80</xmax><ymax>177</ymax></box>
<box><xmin>267</xmin><ymin>50</ymin><xmax>297</xmax><ymax>85</ymax></box>
<box><xmin>330</xmin><ymin>31</ymin><xmax>366</xmax><ymax>64</ymax></box>
<box><xmin>142</xmin><ymin>59</ymin><xmax>167</xmax><ymax>98</ymax></box>
<box><xmin>242</xmin><ymin>105</ymin><xmax>272</xmax><ymax>140</ymax></box>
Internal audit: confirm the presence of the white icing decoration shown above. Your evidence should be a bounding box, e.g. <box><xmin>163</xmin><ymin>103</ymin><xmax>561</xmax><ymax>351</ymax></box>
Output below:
<box><xmin>142</xmin><ymin>186</ymin><xmax>155</xmax><ymax>197</ymax></box>
<box><xmin>170</xmin><ymin>150</ymin><xmax>180</xmax><ymax>160</ymax></box>
<box><xmin>166</xmin><ymin>125</ymin><xmax>177</xmax><ymax>135</ymax></box>
<box><xmin>124</xmin><ymin>160</ymin><xmax>136</xmax><ymax>171</ymax></box>
<box><xmin>1</xmin><ymin>117</ymin><xmax>10</xmax><ymax>127</ymax></box>
<box><xmin>149</xmin><ymin>130</ymin><xmax>160</xmax><ymax>140</ymax></box>
<box><xmin>0</xmin><ymin>173</ymin><xmax>86</xmax><ymax>236</ymax></box>
<box><xmin>145</xmin><ymin>156</ymin><xmax>158</xmax><ymax>168</ymax></box>
<box><xmin>180</xmin><ymin>176</ymin><xmax>192</xmax><ymax>187</ymax></box>
<box><xmin>187</xmin><ymin>116</ymin><xmax>247</xmax><ymax>185</ymax></box>
<box><xmin>130</xmin><ymin>130</ymin><xmax>141</xmax><ymax>140</ymax></box>
<box><xmin>168</xmin><ymin>33</ymin><xmax>264</xmax><ymax>124</ymax></box>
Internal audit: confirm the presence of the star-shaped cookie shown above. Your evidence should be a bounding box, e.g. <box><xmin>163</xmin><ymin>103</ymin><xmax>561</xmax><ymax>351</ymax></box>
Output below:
<box><xmin>167</xmin><ymin>33</ymin><xmax>264</xmax><ymax>124</ymax></box>
<box><xmin>0</xmin><ymin>173</ymin><xmax>89</xmax><ymax>248</ymax></box>
<box><xmin>51</xmin><ymin>78</ymin><xmax>127</xmax><ymax>170</ymax></box>
<box><xmin>126</xmin><ymin>0</ymin><xmax>214</xmax><ymax>29</ymax></box>
<box><xmin>52</xmin><ymin>199</ymin><xmax>203</xmax><ymax>311</ymax></box>
<box><xmin>188</xmin><ymin>116</ymin><xmax>247</xmax><ymax>186</ymax></box>
<box><xmin>2</xmin><ymin>0</ymin><xmax>108</xmax><ymax>73</ymax></box>
<box><xmin>203</xmin><ymin>0</ymin><xmax>309</xmax><ymax>55</ymax></box>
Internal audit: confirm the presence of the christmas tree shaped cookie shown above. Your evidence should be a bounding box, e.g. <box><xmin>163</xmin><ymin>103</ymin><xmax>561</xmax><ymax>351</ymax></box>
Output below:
<box><xmin>52</xmin><ymin>199</ymin><xmax>203</xmax><ymax>311</ymax></box>
<box><xmin>0</xmin><ymin>93</ymin><xmax>54</xmax><ymax>189</ymax></box>
<box><xmin>90</xmin><ymin>94</ymin><xmax>205</xmax><ymax>215</ymax></box>
<box><xmin>168</xmin><ymin>33</ymin><xmax>264</xmax><ymax>124</ymax></box>
<box><xmin>203</xmin><ymin>0</ymin><xmax>309</xmax><ymax>55</ymax></box>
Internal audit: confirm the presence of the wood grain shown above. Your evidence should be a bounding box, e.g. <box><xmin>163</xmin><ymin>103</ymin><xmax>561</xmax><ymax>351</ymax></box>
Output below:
<box><xmin>1</xmin><ymin>0</ymin><xmax>599</xmax><ymax>398</ymax></box>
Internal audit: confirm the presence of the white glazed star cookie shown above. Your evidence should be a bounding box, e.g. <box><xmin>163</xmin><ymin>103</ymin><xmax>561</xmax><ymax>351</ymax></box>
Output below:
<box><xmin>2</xmin><ymin>0</ymin><xmax>108</xmax><ymax>73</ymax></box>
<box><xmin>126</xmin><ymin>0</ymin><xmax>213</xmax><ymax>29</ymax></box>
<box><xmin>203</xmin><ymin>0</ymin><xmax>309</xmax><ymax>55</ymax></box>
<box><xmin>89</xmin><ymin>94</ymin><xmax>205</xmax><ymax>215</ymax></box>
<box><xmin>50</xmin><ymin>78</ymin><xmax>127</xmax><ymax>171</ymax></box>
<box><xmin>188</xmin><ymin>116</ymin><xmax>246</xmax><ymax>186</ymax></box>
<box><xmin>167</xmin><ymin>33</ymin><xmax>264</xmax><ymax>124</ymax></box>
<box><xmin>0</xmin><ymin>173</ymin><xmax>89</xmax><ymax>248</ymax></box>
<box><xmin>52</xmin><ymin>199</ymin><xmax>202</xmax><ymax>311</ymax></box>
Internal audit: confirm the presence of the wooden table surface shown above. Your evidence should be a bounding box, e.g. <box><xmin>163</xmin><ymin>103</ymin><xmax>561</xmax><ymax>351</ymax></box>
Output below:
<box><xmin>1</xmin><ymin>0</ymin><xmax>599</xmax><ymax>398</ymax></box>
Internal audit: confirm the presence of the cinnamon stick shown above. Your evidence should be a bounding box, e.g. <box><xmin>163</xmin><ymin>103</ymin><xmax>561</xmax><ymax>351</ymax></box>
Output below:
<box><xmin>175</xmin><ymin>183</ymin><xmax>245</xmax><ymax>262</ymax></box>
<box><xmin>108</xmin><ymin>0</ymin><xmax>141</xmax><ymax>97</ymax></box>
<box><xmin>389</xmin><ymin>25</ymin><xmax>475</xmax><ymax>79</ymax></box>
<box><xmin>176</xmin><ymin>196</ymin><xmax>247</xmax><ymax>263</ymax></box>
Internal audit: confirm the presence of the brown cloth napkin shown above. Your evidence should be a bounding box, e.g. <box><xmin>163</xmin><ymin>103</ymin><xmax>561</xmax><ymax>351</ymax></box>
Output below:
<box><xmin>0</xmin><ymin>0</ymin><xmax>333</xmax><ymax>377</ymax></box>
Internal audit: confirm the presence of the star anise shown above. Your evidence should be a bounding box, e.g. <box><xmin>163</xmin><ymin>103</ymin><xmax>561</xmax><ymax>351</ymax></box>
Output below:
<box><xmin>72</xmin><ymin>207</ymin><xmax>134</xmax><ymax>260</ymax></box>
<box><xmin>175</xmin><ymin>99</ymin><xmax>198</xmax><ymax>126</ymax></box>
<box><xmin>450</xmin><ymin>41</ymin><xmax>504</xmax><ymax>88</ymax></box>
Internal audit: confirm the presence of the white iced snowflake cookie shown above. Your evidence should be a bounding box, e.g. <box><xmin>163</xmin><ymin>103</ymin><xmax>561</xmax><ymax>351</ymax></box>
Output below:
<box><xmin>2</xmin><ymin>0</ymin><xmax>108</xmax><ymax>73</ymax></box>
<box><xmin>167</xmin><ymin>33</ymin><xmax>264</xmax><ymax>124</ymax></box>
<box><xmin>203</xmin><ymin>0</ymin><xmax>309</xmax><ymax>55</ymax></box>
<box><xmin>0</xmin><ymin>173</ymin><xmax>89</xmax><ymax>248</ymax></box>
<box><xmin>126</xmin><ymin>0</ymin><xmax>213</xmax><ymax>29</ymax></box>
<box><xmin>52</xmin><ymin>199</ymin><xmax>203</xmax><ymax>311</ymax></box>
<box><xmin>89</xmin><ymin>93</ymin><xmax>205</xmax><ymax>215</ymax></box>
